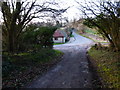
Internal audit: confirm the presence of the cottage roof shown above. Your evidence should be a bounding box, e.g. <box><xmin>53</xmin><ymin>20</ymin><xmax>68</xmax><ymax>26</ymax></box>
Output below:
<box><xmin>53</xmin><ymin>30</ymin><xmax>64</xmax><ymax>37</ymax></box>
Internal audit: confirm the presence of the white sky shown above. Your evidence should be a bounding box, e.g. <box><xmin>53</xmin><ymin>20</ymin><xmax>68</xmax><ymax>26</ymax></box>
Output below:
<box><xmin>0</xmin><ymin>0</ymin><xmax>89</xmax><ymax>23</ymax></box>
<box><xmin>0</xmin><ymin>0</ymin><xmax>119</xmax><ymax>23</ymax></box>
<box><xmin>31</xmin><ymin>0</ymin><xmax>83</xmax><ymax>22</ymax></box>
<box><xmin>32</xmin><ymin>0</ymin><xmax>95</xmax><ymax>22</ymax></box>
<box><xmin>56</xmin><ymin>0</ymin><xmax>80</xmax><ymax>20</ymax></box>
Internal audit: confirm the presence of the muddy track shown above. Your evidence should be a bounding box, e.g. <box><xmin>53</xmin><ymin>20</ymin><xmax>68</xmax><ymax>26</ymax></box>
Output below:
<box><xmin>25</xmin><ymin>32</ymin><xmax>95</xmax><ymax>88</ymax></box>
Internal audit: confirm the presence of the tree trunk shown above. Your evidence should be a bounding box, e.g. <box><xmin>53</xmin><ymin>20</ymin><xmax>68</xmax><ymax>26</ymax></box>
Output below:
<box><xmin>8</xmin><ymin>32</ymin><xmax>14</xmax><ymax>53</ymax></box>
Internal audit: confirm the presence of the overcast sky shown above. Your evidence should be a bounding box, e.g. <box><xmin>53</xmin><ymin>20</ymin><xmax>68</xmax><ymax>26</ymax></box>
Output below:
<box><xmin>55</xmin><ymin>0</ymin><xmax>81</xmax><ymax>21</ymax></box>
<box><xmin>33</xmin><ymin>0</ymin><xmax>95</xmax><ymax>22</ymax></box>
<box><xmin>0</xmin><ymin>0</ymin><xmax>119</xmax><ymax>23</ymax></box>
<box><xmin>0</xmin><ymin>0</ymin><xmax>91</xmax><ymax>23</ymax></box>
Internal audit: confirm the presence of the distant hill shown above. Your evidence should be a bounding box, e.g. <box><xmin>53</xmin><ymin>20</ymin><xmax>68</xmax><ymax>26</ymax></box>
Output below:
<box><xmin>68</xmin><ymin>19</ymin><xmax>87</xmax><ymax>34</ymax></box>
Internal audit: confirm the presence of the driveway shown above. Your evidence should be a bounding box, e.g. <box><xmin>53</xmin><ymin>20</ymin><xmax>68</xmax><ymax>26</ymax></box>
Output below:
<box><xmin>26</xmin><ymin>32</ymin><xmax>94</xmax><ymax>88</ymax></box>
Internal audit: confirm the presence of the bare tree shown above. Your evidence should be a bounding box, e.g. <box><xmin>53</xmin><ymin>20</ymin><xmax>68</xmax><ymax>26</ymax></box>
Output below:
<box><xmin>1</xmin><ymin>0</ymin><xmax>67</xmax><ymax>53</ymax></box>
<box><xmin>77</xmin><ymin>0</ymin><xmax>120</xmax><ymax>51</ymax></box>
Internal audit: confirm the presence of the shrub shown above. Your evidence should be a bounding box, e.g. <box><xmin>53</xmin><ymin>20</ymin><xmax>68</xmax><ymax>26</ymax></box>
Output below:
<box><xmin>37</xmin><ymin>26</ymin><xmax>57</xmax><ymax>48</ymax></box>
<box><xmin>19</xmin><ymin>25</ymin><xmax>57</xmax><ymax>52</ymax></box>
<box><xmin>2</xmin><ymin>55</ymin><xmax>17</xmax><ymax>77</ymax></box>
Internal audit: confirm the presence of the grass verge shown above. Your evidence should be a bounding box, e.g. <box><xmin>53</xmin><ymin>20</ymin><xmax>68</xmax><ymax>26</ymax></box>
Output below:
<box><xmin>88</xmin><ymin>47</ymin><xmax>120</xmax><ymax>88</ymax></box>
<box><xmin>80</xmin><ymin>34</ymin><xmax>107</xmax><ymax>43</ymax></box>
<box><xmin>2</xmin><ymin>48</ymin><xmax>63</xmax><ymax>88</ymax></box>
<box><xmin>54</xmin><ymin>43</ymin><xmax>65</xmax><ymax>45</ymax></box>
<box><xmin>80</xmin><ymin>34</ymin><xmax>96</xmax><ymax>42</ymax></box>
<box><xmin>84</xmin><ymin>28</ymin><xmax>97</xmax><ymax>35</ymax></box>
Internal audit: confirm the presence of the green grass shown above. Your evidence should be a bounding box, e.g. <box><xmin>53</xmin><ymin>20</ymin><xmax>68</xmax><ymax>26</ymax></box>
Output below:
<box><xmin>3</xmin><ymin>48</ymin><xmax>63</xmax><ymax>74</ymax></box>
<box><xmin>84</xmin><ymin>28</ymin><xmax>103</xmax><ymax>38</ymax></box>
<box><xmin>2</xmin><ymin>48</ymin><xmax>63</xmax><ymax>88</ymax></box>
<box><xmin>80</xmin><ymin>34</ymin><xmax>95</xmax><ymax>40</ymax></box>
<box><xmin>80</xmin><ymin>34</ymin><xmax>97</xmax><ymax>42</ymax></box>
<box><xmin>54</xmin><ymin>43</ymin><xmax>65</xmax><ymax>45</ymax></box>
<box><xmin>85</xmin><ymin>28</ymin><xmax>97</xmax><ymax>35</ymax></box>
<box><xmin>88</xmin><ymin>47</ymin><xmax>120</xmax><ymax>88</ymax></box>
<box><xmin>80</xmin><ymin>34</ymin><xmax>107</xmax><ymax>43</ymax></box>
<box><xmin>70</xmin><ymin>34</ymin><xmax>74</xmax><ymax>37</ymax></box>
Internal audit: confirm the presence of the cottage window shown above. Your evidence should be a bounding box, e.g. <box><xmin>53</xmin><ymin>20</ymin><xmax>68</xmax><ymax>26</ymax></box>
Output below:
<box><xmin>55</xmin><ymin>37</ymin><xmax>58</xmax><ymax>40</ymax></box>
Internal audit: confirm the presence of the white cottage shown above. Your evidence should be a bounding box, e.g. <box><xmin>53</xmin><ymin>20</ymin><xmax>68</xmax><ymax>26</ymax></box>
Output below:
<box><xmin>53</xmin><ymin>30</ymin><xmax>67</xmax><ymax>43</ymax></box>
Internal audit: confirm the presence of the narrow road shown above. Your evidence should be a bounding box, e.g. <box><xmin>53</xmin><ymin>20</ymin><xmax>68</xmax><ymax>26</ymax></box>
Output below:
<box><xmin>26</xmin><ymin>32</ymin><xmax>94</xmax><ymax>88</ymax></box>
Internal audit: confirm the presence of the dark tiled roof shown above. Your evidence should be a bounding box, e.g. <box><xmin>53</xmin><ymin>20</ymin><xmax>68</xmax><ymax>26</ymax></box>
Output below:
<box><xmin>53</xmin><ymin>30</ymin><xmax>64</xmax><ymax>37</ymax></box>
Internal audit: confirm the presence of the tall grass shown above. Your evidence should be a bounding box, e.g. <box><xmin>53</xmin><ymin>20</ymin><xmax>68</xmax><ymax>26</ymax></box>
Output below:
<box><xmin>88</xmin><ymin>47</ymin><xmax>120</xmax><ymax>88</ymax></box>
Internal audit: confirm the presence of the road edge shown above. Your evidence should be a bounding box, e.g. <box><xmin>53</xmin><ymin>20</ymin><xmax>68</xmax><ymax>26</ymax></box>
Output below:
<box><xmin>86</xmin><ymin>46</ymin><xmax>103</xmax><ymax>88</ymax></box>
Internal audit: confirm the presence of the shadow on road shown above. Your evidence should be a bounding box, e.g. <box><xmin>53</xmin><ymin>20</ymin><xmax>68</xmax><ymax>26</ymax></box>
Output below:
<box><xmin>26</xmin><ymin>32</ymin><xmax>95</xmax><ymax>88</ymax></box>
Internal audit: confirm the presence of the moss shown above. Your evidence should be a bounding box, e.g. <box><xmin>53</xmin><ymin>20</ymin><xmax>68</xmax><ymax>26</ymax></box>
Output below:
<box><xmin>88</xmin><ymin>47</ymin><xmax>120</xmax><ymax>88</ymax></box>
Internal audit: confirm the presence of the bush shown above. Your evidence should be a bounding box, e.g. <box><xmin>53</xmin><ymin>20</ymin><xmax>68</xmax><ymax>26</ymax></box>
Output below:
<box><xmin>19</xmin><ymin>26</ymin><xmax>57</xmax><ymax>52</ymax></box>
<box><xmin>2</xmin><ymin>48</ymin><xmax>63</xmax><ymax>78</ymax></box>
<box><xmin>2</xmin><ymin>48</ymin><xmax>63</xmax><ymax>88</ymax></box>
<box><xmin>37</xmin><ymin>26</ymin><xmax>57</xmax><ymax>48</ymax></box>
<box><xmin>2</xmin><ymin>55</ymin><xmax>17</xmax><ymax>77</ymax></box>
